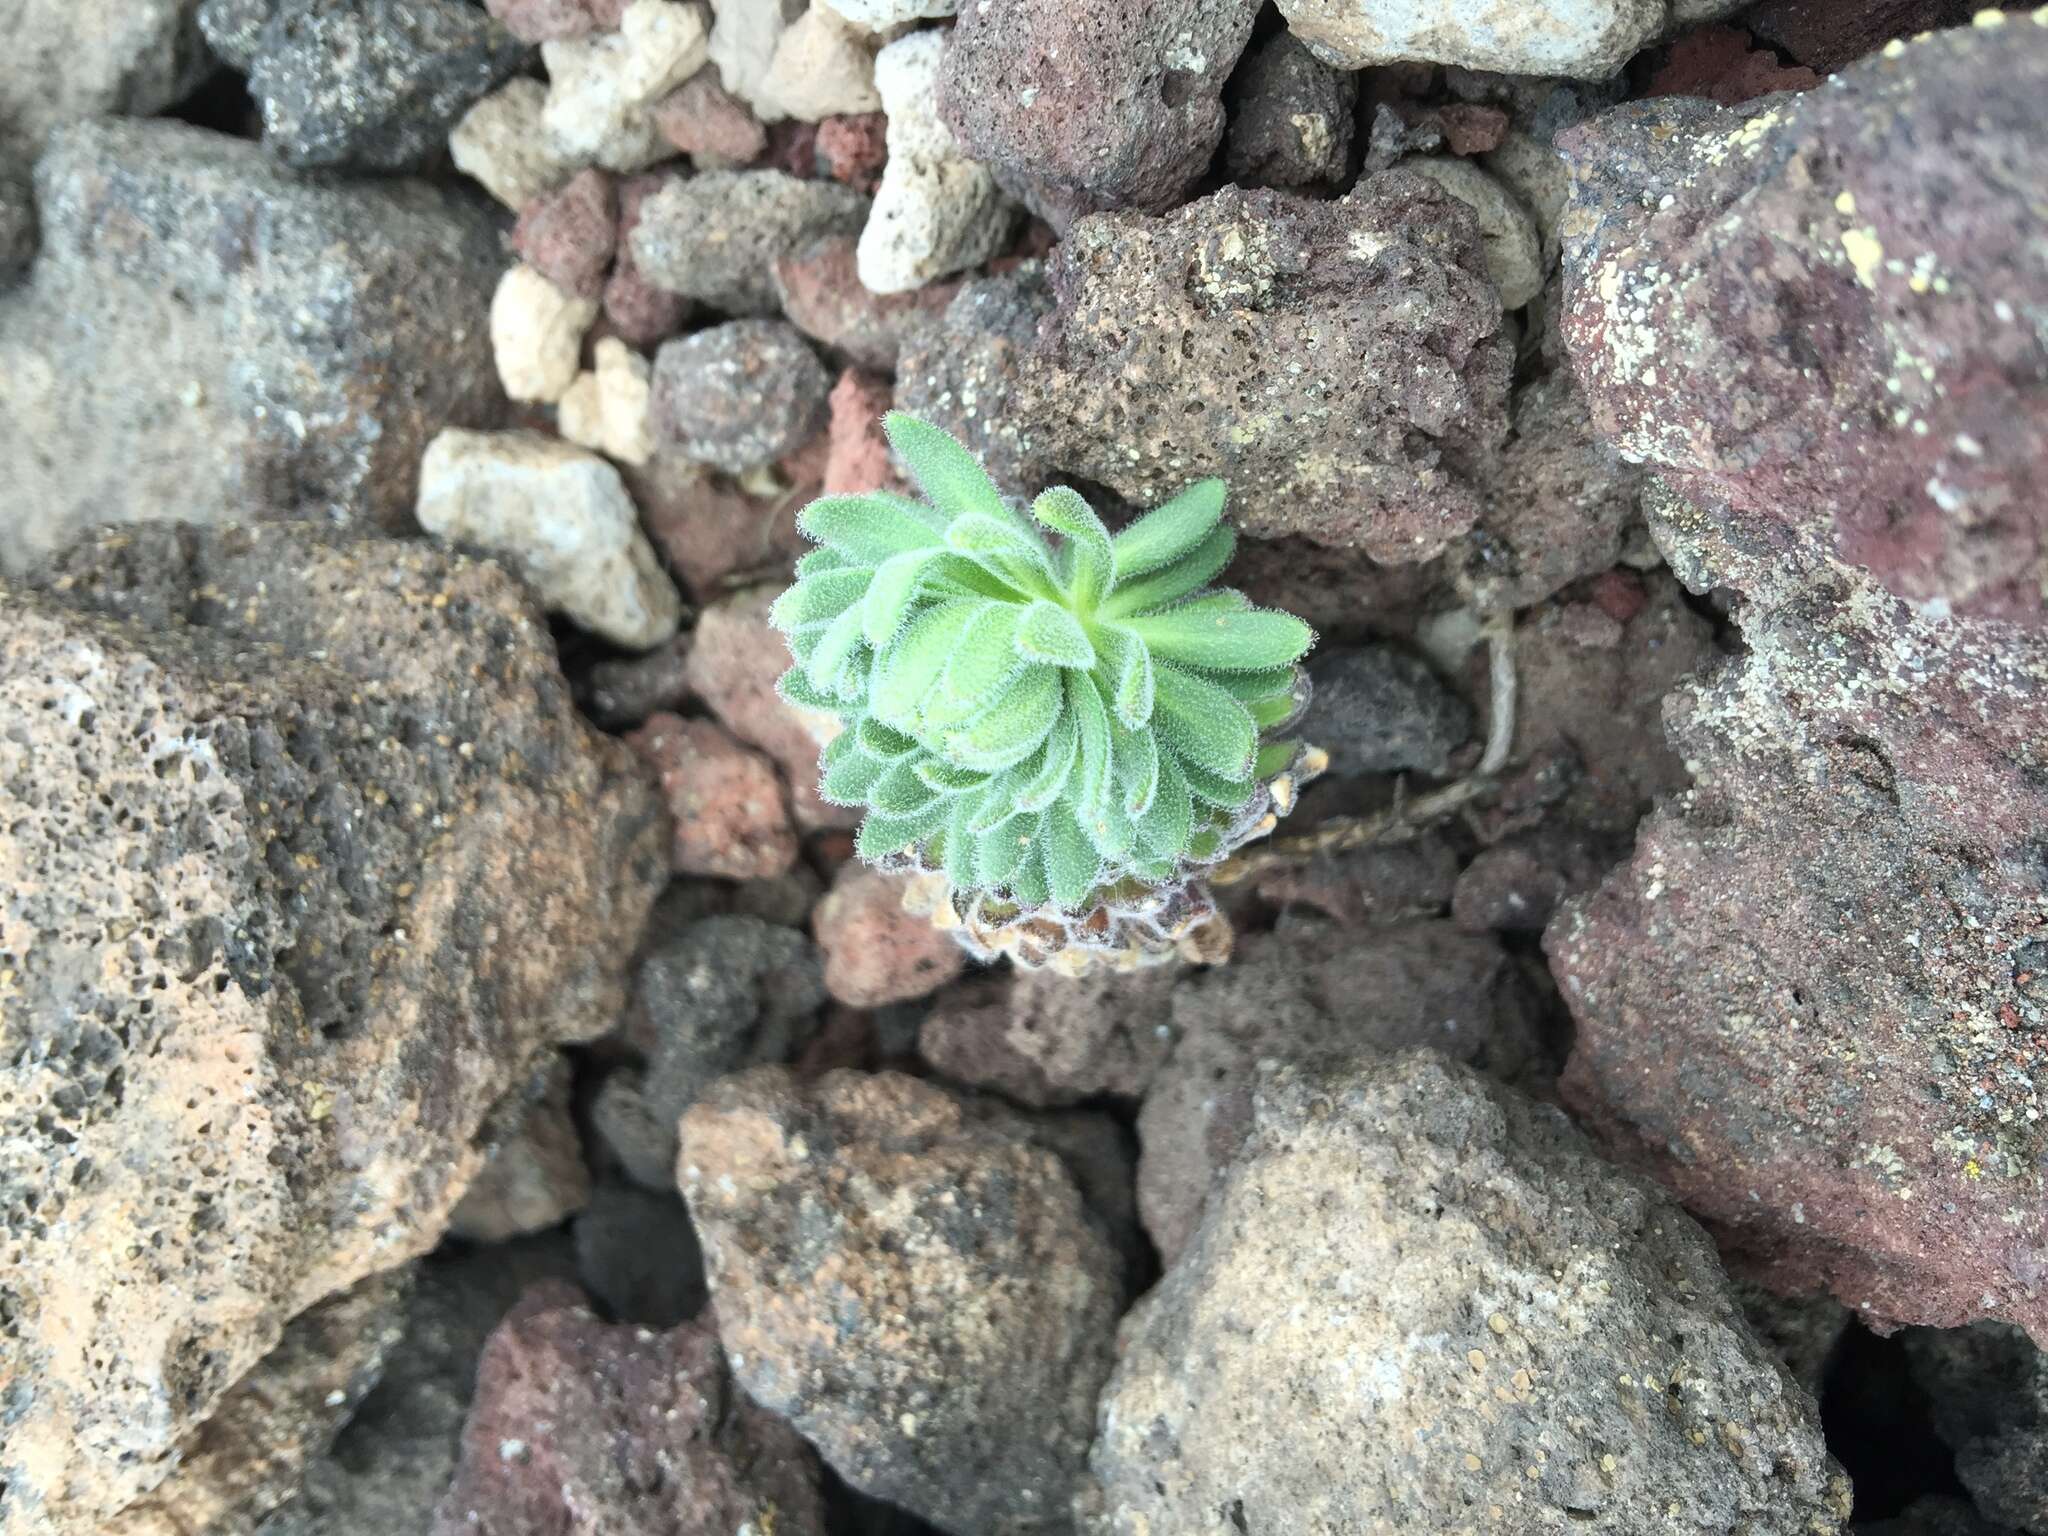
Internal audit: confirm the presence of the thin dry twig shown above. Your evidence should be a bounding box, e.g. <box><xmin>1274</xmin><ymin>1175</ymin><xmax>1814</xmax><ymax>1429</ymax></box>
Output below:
<box><xmin>1214</xmin><ymin>612</ymin><xmax>1519</xmax><ymax>886</ymax></box>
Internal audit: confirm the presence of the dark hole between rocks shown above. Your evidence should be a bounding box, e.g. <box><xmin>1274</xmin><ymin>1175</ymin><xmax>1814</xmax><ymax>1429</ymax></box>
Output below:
<box><xmin>166</xmin><ymin>66</ymin><xmax>260</xmax><ymax>140</ymax></box>
<box><xmin>1821</xmin><ymin>1320</ymin><xmax>1966</xmax><ymax>1521</ymax></box>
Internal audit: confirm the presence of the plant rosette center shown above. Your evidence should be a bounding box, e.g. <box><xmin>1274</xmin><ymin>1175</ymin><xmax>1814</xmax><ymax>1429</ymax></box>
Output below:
<box><xmin>771</xmin><ymin>411</ymin><xmax>1318</xmax><ymax>950</ymax></box>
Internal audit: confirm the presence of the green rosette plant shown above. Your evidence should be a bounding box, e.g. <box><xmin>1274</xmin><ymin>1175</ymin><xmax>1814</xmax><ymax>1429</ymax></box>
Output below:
<box><xmin>772</xmin><ymin>412</ymin><xmax>1319</xmax><ymax>967</ymax></box>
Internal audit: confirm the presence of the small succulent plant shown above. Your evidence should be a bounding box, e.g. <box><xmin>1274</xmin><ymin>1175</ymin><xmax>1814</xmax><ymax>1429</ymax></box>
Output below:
<box><xmin>773</xmin><ymin>413</ymin><xmax>1320</xmax><ymax>970</ymax></box>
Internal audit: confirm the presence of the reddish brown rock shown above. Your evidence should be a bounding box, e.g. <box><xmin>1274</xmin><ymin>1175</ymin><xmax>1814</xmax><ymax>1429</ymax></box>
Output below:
<box><xmin>1746</xmin><ymin>0</ymin><xmax>1977</xmax><ymax>72</ymax></box>
<box><xmin>1560</xmin><ymin>20</ymin><xmax>2048</xmax><ymax>623</ymax></box>
<box><xmin>763</xmin><ymin>117</ymin><xmax>821</xmax><ymax>179</ymax></box>
<box><xmin>1013</xmin><ymin>177</ymin><xmax>1512</xmax><ymax>561</ymax></box>
<box><xmin>823</xmin><ymin>367</ymin><xmax>902</xmax><ymax>495</ymax></box>
<box><xmin>814</xmin><ymin>110</ymin><xmax>887</xmax><ymax>192</ymax></box>
<box><xmin>1457</xmin><ymin>370</ymin><xmax>1646</xmax><ymax>612</ymax></box>
<box><xmin>1504</xmin><ymin>570</ymin><xmax>1718</xmax><ymax>840</ymax></box>
<box><xmin>1434</xmin><ymin>102</ymin><xmax>1510</xmax><ymax>155</ymax></box>
<box><xmin>630</xmin><ymin>455</ymin><xmax>810</xmax><ymax>603</ymax></box>
<box><xmin>683</xmin><ymin>584</ymin><xmax>855</xmax><ymax>829</ymax></box>
<box><xmin>511</xmin><ymin>166</ymin><xmax>617</xmax><ymax>300</ymax></box>
<box><xmin>484</xmin><ymin>0</ymin><xmax>625</xmax><ymax>42</ymax></box>
<box><xmin>1222</xmin><ymin>31</ymin><xmax>1357</xmax><ymax>189</ymax></box>
<box><xmin>605</xmin><ymin>172</ymin><xmax>691</xmax><ymax>347</ymax></box>
<box><xmin>1549</xmin><ymin>481</ymin><xmax>2048</xmax><ymax>1339</ymax></box>
<box><xmin>432</xmin><ymin>1281</ymin><xmax>825</xmax><ymax>1536</ymax></box>
<box><xmin>771</xmin><ymin>235</ymin><xmax>957</xmax><ymax>371</ymax></box>
<box><xmin>1647</xmin><ymin>26</ymin><xmax>1822</xmax><ymax>104</ymax></box>
<box><xmin>918</xmin><ymin>966</ymin><xmax>1181</xmax><ymax>1107</ymax></box>
<box><xmin>1587</xmin><ymin>566</ymin><xmax>1648</xmax><ymax>625</ymax></box>
<box><xmin>893</xmin><ymin>263</ymin><xmax>1057</xmax><ymax>499</ymax></box>
<box><xmin>679</xmin><ymin>1068</ymin><xmax>1123</xmax><ymax>1535</ymax></box>
<box><xmin>653</xmin><ymin>65</ymin><xmax>768</xmax><ymax>164</ymax></box>
<box><xmin>812</xmin><ymin>863</ymin><xmax>968</xmax><ymax>1007</ymax></box>
<box><xmin>1451</xmin><ymin>830</ymin><xmax>1611</xmax><ymax>935</ymax></box>
<box><xmin>938</xmin><ymin>0</ymin><xmax>1261</xmax><ymax>228</ymax></box>
<box><xmin>628</xmin><ymin>713</ymin><xmax>799</xmax><ymax>879</ymax></box>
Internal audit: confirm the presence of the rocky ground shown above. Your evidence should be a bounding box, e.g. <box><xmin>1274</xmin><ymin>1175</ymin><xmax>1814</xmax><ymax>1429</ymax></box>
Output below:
<box><xmin>0</xmin><ymin>1</ymin><xmax>2043</xmax><ymax>1533</ymax></box>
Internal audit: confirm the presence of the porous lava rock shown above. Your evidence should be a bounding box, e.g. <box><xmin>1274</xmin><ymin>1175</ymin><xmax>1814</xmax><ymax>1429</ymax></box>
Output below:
<box><xmin>252</xmin><ymin>1238</ymin><xmax>581</xmax><ymax>1536</ymax></box>
<box><xmin>0</xmin><ymin>120</ymin><xmax>507</xmax><ymax>575</ymax></box>
<box><xmin>1549</xmin><ymin>479</ymin><xmax>2048</xmax><ymax>1338</ymax></box>
<box><xmin>1558</xmin><ymin>17</ymin><xmax>2048</xmax><ymax>622</ymax></box>
<box><xmin>99</xmin><ymin>1274</ymin><xmax>409</xmax><ymax>1536</ymax></box>
<box><xmin>680</xmin><ymin>1068</ymin><xmax>1124</xmax><ymax>1536</ymax></box>
<box><xmin>0</xmin><ymin>523</ymin><xmax>666</xmax><ymax>1534</ymax></box>
<box><xmin>937</xmin><ymin>0</ymin><xmax>1262</xmax><ymax>228</ymax></box>
<box><xmin>1012</xmin><ymin>177</ymin><xmax>1512</xmax><ymax>562</ymax></box>
<box><xmin>1136</xmin><ymin>921</ymin><xmax>1550</xmax><ymax>1262</ymax></box>
<box><xmin>1083</xmin><ymin>1053</ymin><xmax>1853</xmax><ymax>1534</ymax></box>
<box><xmin>431</xmin><ymin>1280</ymin><xmax>826</xmax><ymax>1536</ymax></box>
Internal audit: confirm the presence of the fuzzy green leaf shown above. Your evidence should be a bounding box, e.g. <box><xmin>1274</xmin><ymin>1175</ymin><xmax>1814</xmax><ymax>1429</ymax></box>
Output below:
<box><xmin>1068</xmin><ymin>672</ymin><xmax>1112</xmax><ymax>818</ymax></box>
<box><xmin>935</xmin><ymin>603</ymin><xmax>1026</xmax><ymax>716</ymax></box>
<box><xmin>920</xmin><ymin>551</ymin><xmax>1033</xmax><ymax>603</ymax></box>
<box><xmin>884</xmin><ymin>411</ymin><xmax>1010</xmax><ymax>521</ymax></box>
<box><xmin>1255</xmin><ymin>739</ymin><xmax>1304</xmax><ymax>779</ymax></box>
<box><xmin>966</xmin><ymin>769</ymin><xmax>1027</xmax><ymax>835</ymax></box>
<box><xmin>862</xmin><ymin>549</ymin><xmax>934</xmax><ymax>647</ymax></box>
<box><xmin>1042</xmin><ymin>802</ymin><xmax>1101</xmax><ymax>909</ymax></box>
<box><xmin>1133</xmin><ymin>749</ymin><xmax>1193</xmax><ymax>857</ymax></box>
<box><xmin>805</xmin><ymin>602</ymin><xmax>869</xmax><ymax>694</ymax></box>
<box><xmin>1080</xmin><ymin>785</ymin><xmax>1137</xmax><ymax>864</ymax></box>
<box><xmin>1213</xmin><ymin>666</ymin><xmax>1302</xmax><ymax>702</ymax></box>
<box><xmin>916</xmin><ymin>758</ymin><xmax>991</xmax><ymax>793</ymax></box>
<box><xmin>777</xmin><ymin>666</ymin><xmax>841</xmax><ymax>715</ymax></box>
<box><xmin>1030</xmin><ymin>486</ymin><xmax>1113</xmax><ymax>609</ymax></box>
<box><xmin>1164</xmin><ymin>589</ymin><xmax>1250</xmax><ymax>616</ymax></box>
<box><xmin>1110</xmin><ymin>478</ymin><xmax>1226</xmax><ymax>580</ymax></box>
<box><xmin>1095</xmin><ymin>627</ymin><xmax>1154</xmax><ymax>729</ymax></box>
<box><xmin>798</xmin><ymin>493</ymin><xmax>944</xmax><ymax>564</ymax></box>
<box><xmin>976</xmin><ymin>807</ymin><xmax>1036</xmax><ymax>886</ymax></box>
<box><xmin>870</xmin><ymin>758</ymin><xmax>942</xmax><ymax>815</ymax></box>
<box><xmin>857</xmin><ymin>719</ymin><xmax>913</xmax><ymax>758</ymax></box>
<box><xmin>945</xmin><ymin>513</ymin><xmax>1057</xmax><ymax>596</ymax></box>
<box><xmin>1008</xmin><ymin>833</ymin><xmax>1050</xmax><ymax>907</ymax></box>
<box><xmin>856</xmin><ymin>801</ymin><xmax>949</xmax><ymax>860</ymax></box>
<box><xmin>1154</xmin><ymin>663</ymin><xmax>1257</xmax><ymax>780</ymax></box>
<box><xmin>1012</xmin><ymin>707</ymin><xmax>1080</xmax><ymax>813</ymax></box>
<box><xmin>1014</xmin><ymin>601</ymin><xmax>1096</xmax><ymax>669</ymax></box>
<box><xmin>1113</xmin><ymin>717</ymin><xmax>1159</xmax><ymax>817</ymax></box>
<box><xmin>821</xmin><ymin>742</ymin><xmax>887</xmax><ymax>804</ymax></box>
<box><xmin>1180</xmin><ymin>754</ymin><xmax>1258</xmax><ymax>810</ymax></box>
<box><xmin>870</xmin><ymin>601</ymin><xmax>980</xmax><ymax>728</ymax></box>
<box><xmin>938</xmin><ymin>664</ymin><xmax>1061</xmax><ymax>772</ymax></box>
<box><xmin>1123</xmin><ymin>606</ymin><xmax>1313</xmax><ymax>672</ymax></box>
<box><xmin>771</xmin><ymin>567</ymin><xmax>869</xmax><ymax>632</ymax></box>
<box><xmin>794</xmin><ymin>548</ymin><xmax>851</xmax><ymax>578</ymax></box>
<box><xmin>1102</xmin><ymin>523</ymin><xmax>1239</xmax><ymax>619</ymax></box>
<box><xmin>941</xmin><ymin>793</ymin><xmax>979</xmax><ymax>890</ymax></box>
